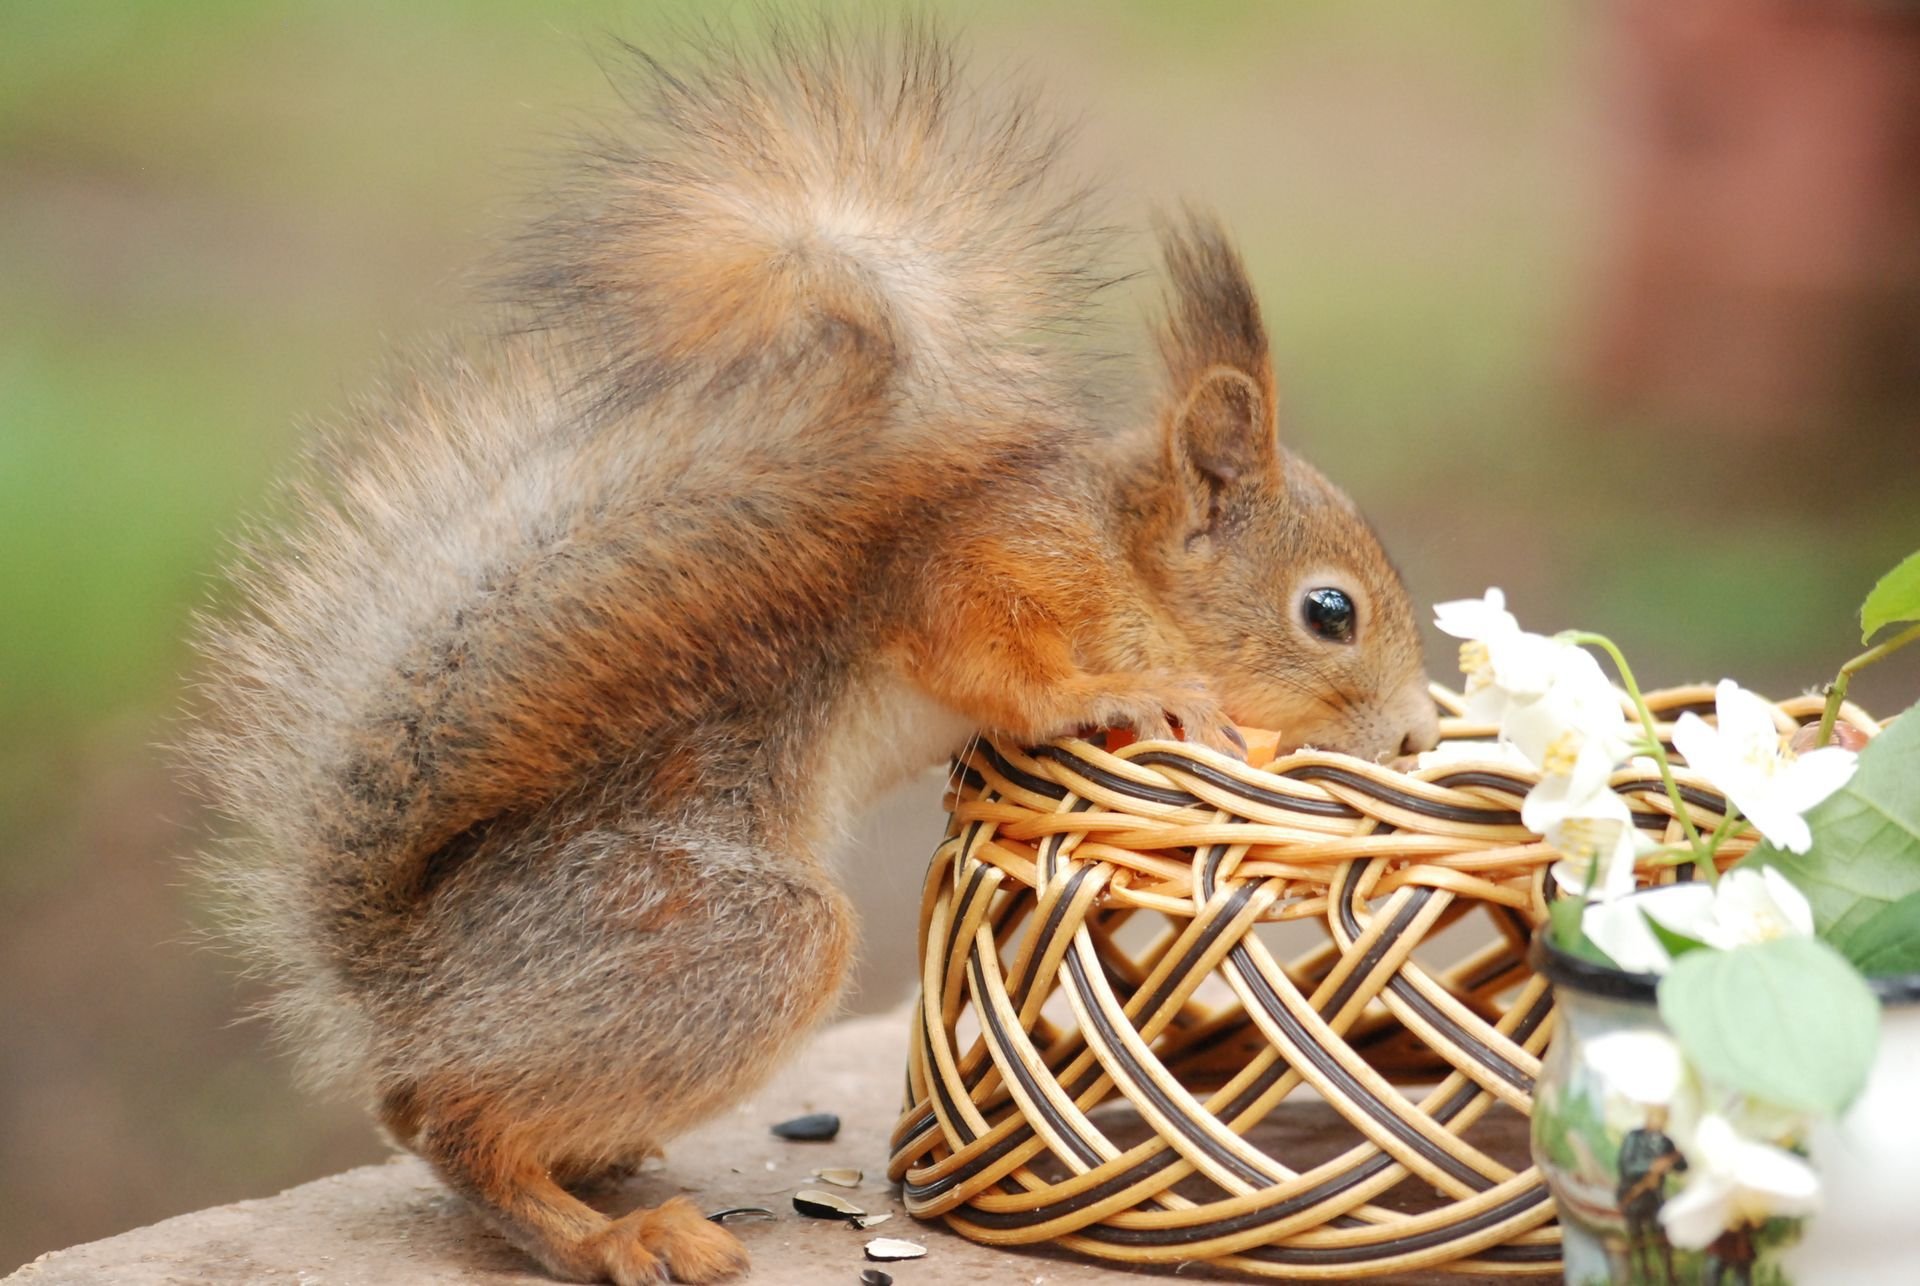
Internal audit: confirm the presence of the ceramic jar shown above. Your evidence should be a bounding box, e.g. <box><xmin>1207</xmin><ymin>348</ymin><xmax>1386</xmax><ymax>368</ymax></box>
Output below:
<box><xmin>1530</xmin><ymin>930</ymin><xmax>1920</xmax><ymax>1286</ymax></box>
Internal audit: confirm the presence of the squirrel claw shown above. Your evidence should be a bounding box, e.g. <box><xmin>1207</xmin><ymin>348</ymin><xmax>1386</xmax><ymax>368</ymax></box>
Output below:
<box><xmin>1089</xmin><ymin>673</ymin><xmax>1242</xmax><ymax>760</ymax></box>
<box><xmin>1178</xmin><ymin>718</ymin><xmax>1248</xmax><ymax>761</ymax></box>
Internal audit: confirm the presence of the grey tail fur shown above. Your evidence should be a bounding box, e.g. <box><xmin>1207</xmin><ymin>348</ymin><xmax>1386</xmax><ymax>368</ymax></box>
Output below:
<box><xmin>507</xmin><ymin>16</ymin><xmax>1119</xmax><ymax>423</ymax></box>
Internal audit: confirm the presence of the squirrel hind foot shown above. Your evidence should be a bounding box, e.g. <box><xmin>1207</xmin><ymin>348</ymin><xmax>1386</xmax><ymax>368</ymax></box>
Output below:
<box><xmin>535</xmin><ymin>1198</ymin><xmax>748</xmax><ymax>1286</ymax></box>
<box><xmin>404</xmin><ymin>1088</ymin><xmax>747</xmax><ymax>1285</ymax></box>
<box><xmin>583</xmin><ymin>1199</ymin><xmax>751</xmax><ymax>1286</ymax></box>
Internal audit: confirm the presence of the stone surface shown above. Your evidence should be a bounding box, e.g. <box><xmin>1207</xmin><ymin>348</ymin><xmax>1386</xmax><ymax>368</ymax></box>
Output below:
<box><xmin>8</xmin><ymin>1012</ymin><xmax>1548</xmax><ymax>1285</ymax></box>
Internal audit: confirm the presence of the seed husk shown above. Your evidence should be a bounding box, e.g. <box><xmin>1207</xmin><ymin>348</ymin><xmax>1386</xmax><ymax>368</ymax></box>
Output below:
<box><xmin>770</xmin><ymin>1112</ymin><xmax>840</xmax><ymax>1141</ymax></box>
<box><xmin>811</xmin><ymin>1167</ymin><xmax>863</xmax><ymax>1188</ymax></box>
<box><xmin>863</xmin><ymin>1237</ymin><xmax>927</xmax><ymax>1261</ymax></box>
<box><xmin>792</xmin><ymin>1189</ymin><xmax>866</xmax><ymax>1220</ymax></box>
<box><xmin>704</xmin><ymin>1206</ymin><xmax>775</xmax><ymax>1224</ymax></box>
<box><xmin>860</xmin><ymin>1272</ymin><xmax>894</xmax><ymax>1285</ymax></box>
<box><xmin>850</xmin><ymin>1212</ymin><xmax>892</xmax><ymax>1230</ymax></box>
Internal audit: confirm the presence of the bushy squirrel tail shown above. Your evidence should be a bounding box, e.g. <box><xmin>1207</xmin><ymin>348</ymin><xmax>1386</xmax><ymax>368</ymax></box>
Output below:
<box><xmin>510</xmin><ymin>17</ymin><xmax>1117</xmax><ymax>425</ymax></box>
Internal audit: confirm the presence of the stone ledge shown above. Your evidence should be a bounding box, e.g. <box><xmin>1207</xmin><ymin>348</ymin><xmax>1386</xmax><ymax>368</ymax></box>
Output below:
<box><xmin>8</xmin><ymin>1012</ymin><xmax>1519</xmax><ymax>1285</ymax></box>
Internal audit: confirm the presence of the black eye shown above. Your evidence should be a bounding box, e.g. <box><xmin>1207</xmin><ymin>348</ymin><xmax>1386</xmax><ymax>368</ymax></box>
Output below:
<box><xmin>1303</xmin><ymin>587</ymin><xmax>1356</xmax><ymax>643</ymax></box>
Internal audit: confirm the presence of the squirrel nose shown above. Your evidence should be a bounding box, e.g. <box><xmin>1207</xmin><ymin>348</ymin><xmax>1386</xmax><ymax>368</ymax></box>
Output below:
<box><xmin>1397</xmin><ymin>694</ymin><xmax>1441</xmax><ymax>757</ymax></box>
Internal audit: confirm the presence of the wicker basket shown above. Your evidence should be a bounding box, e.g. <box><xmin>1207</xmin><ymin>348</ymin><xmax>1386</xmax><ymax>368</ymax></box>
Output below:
<box><xmin>886</xmin><ymin>685</ymin><xmax>1875</xmax><ymax>1279</ymax></box>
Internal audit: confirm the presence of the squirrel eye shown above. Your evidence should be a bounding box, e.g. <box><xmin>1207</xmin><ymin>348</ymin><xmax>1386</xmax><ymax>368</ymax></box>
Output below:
<box><xmin>1302</xmin><ymin>587</ymin><xmax>1356</xmax><ymax>643</ymax></box>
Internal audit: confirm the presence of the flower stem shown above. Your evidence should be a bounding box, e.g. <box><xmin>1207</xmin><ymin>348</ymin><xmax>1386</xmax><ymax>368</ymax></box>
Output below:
<box><xmin>1565</xmin><ymin>630</ymin><xmax>1713</xmax><ymax>882</ymax></box>
<box><xmin>1644</xmin><ymin>843</ymin><xmax>1700</xmax><ymax>868</ymax></box>
<box><xmin>1817</xmin><ymin>621</ymin><xmax>1920</xmax><ymax>745</ymax></box>
<box><xmin>1700</xmin><ymin>809</ymin><xmax>1747</xmax><ymax>867</ymax></box>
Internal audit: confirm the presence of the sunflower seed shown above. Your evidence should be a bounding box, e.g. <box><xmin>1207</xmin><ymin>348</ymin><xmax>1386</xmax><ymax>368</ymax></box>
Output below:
<box><xmin>770</xmin><ymin>1112</ymin><xmax>840</xmax><ymax>1141</ymax></box>
<box><xmin>704</xmin><ymin>1206</ymin><xmax>775</xmax><ymax>1224</ymax></box>
<box><xmin>792</xmin><ymin>1189</ymin><xmax>866</xmax><ymax>1219</ymax></box>
<box><xmin>863</xmin><ymin>1237</ymin><xmax>927</xmax><ymax>1261</ymax></box>
<box><xmin>811</xmin><ymin>1167</ymin><xmax>863</xmax><ymax>1188</ymax></box>
<box><xmin>850</xmin><ymin>1212</ymin><xmax>892</xmax><ymax>1230</ymax></box>
<box><xmin>860</xmin><ymin>1272</ymin><xmax>894</xmax><ymax>1286</ymax></box>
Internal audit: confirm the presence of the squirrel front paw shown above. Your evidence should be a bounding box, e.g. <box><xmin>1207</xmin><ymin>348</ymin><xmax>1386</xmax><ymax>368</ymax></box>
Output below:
<box><xmin>1080</xmin><ymin>673</ymin><xmax>1247</xmax><ymax>760</ymax></box>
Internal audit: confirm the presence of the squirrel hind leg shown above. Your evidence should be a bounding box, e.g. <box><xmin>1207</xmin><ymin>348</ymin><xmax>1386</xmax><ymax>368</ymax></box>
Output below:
<box><xmin>400</xmin><ymin>1083</ymin><xmax>748</xmax><ymax>1285</ymax></box>
<box><xmin>550</xmin><ymin>1147</ymin><xmax>661</xmax><ymax>1195</ymax></box>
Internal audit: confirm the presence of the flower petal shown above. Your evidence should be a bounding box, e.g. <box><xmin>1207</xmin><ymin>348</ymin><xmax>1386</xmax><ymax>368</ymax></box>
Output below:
<box><xmin>1777</xmin><ymin>745</ymin><xmax>1858</xmax><ymax>815</ymax></box>
<box><xmin>1670</xmin><ymin>711</ymin><xmax>1731</xmax><ymax>787</ymax></box>
<box><xmin>1486</xmin><ymin>632</ymin><xmax>1566</xmax><ymax>702</ymax></box>
<box><xmin>1758</xmin><ymin>867</ymin><xmax>1814</xmax><ymax>937</ymax></box>
<box><xmin>1520</xmin><ymin>747</ymin><xmax>1624</xmax><ymax>833</ymax></box>
<box><xmin>1548</xmin><ymin>857</ymin><xmax>1591</xmax><ymax>896</ymax></box>
<box><xmin>1713</xmin><ymin>680</ymin><xmax>1785</xmax><ymax>755</ymax></box>
<box><xmin>1737</xmin><ymin>794</ymin><xmax>1815</xmax><ymax>854</ymax></box>
<box><xmin>1545</xmin><ymin>799</ymin><xmax>1642</xmax><ymax>901</ymax></box>
<box><xmin>1697</xmin><ymin>867</ymin><xmax>1814</xmax><ymax>946</ymax></box>
<box><xmin>1433</xmin><ymin>589</ymin><xmax>1515</xmax><ymax>641</ymax></box>
<box><xmin>1635</xmin><ymin>883</ymin><xmax>1717</xmax><ymax>940</ymax></box>
<box><xmin>1582</xmin><ymin>896</ymin><xmax>1672</xmax><ymax>973</ymax></box>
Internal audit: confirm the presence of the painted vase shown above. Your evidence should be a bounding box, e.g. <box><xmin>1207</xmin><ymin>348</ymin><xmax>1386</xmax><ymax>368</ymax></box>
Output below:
<box><xmin>1531</xmin><ymin>930</ymin><xmax>1920</xmax><ymax>1286</ymax></box>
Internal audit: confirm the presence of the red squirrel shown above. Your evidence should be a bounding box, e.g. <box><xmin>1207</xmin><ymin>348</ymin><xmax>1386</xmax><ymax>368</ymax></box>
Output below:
<box><xmin>185</xmin><ymin>24</ymin><xmax>1437</xmax><ymax>1286</ymax></box>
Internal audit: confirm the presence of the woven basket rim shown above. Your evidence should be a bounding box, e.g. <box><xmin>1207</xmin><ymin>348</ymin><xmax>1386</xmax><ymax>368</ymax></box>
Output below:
<box><xmin>938</xmin><ymin>683</ymin><xmax>1888</xmax><ymax>913</ymax></box>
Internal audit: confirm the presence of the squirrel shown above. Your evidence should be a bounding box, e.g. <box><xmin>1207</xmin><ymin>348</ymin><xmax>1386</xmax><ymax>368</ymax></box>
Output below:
<box><xmin>183</xmin><ymin>22</ymin><xmax>1439</xmax><ymax>1286</ymax></box>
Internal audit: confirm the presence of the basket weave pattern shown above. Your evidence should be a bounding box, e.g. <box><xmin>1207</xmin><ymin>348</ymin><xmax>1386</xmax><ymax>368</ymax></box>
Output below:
<box><xmin>886</xmin><ymin>686</ymin><xmax>1864</xmax><ymax>1279</ymax></box>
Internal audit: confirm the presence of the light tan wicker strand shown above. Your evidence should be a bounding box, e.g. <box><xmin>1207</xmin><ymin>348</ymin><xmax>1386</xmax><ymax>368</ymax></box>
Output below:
<box><xmin>887</xmin><ymin>686</ymin><xmax>1883</xmax><ymax>1279</ymax></box>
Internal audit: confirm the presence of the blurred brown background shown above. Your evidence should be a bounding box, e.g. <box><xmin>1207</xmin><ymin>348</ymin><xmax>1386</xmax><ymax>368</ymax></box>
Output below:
<box><xmin>4</xmin><ymin>0</ymin><xmax>1916</xmax><ymax>1270</ymax></box>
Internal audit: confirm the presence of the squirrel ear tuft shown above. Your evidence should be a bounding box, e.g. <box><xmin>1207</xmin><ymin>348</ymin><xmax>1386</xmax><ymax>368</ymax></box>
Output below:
<box><xmin>1154</xmin><ymin>210</ymin><xmax>1281</xmax><ymax>504</ymax></box>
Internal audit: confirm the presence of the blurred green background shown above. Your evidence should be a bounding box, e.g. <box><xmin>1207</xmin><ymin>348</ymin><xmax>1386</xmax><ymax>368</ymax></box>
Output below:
<box><xmin>4</xmin><ymin>0</ymin><xmax>1915</xmax><ymax>1270</ymax></box>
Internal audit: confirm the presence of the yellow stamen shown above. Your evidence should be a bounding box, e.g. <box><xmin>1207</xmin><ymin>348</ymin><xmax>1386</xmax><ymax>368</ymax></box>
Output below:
<box><xmin>1542</xmin><ymin>731</ymin><xmax>1583</xmax><ymax>778</ymax></box>
<box><xmin>1460</xmin><ymin>640</ymin><xmax>1492</xmax><ymax>689</ymax></box>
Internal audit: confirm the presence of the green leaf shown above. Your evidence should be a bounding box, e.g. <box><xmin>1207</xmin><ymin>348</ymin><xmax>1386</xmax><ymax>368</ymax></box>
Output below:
<box><xmin>1640</xmin><ymin>909</ymin><xmax>1710</xmax><ymax>963</ymax></box>
<box><xmin>1741</xmin><ymin>700</ymin><xmax>1920</xmax><ymax>941</ymax></box>
<box><xmin>1861</xmin><ymin>547</ymin><xmax>1920</xmax><ymax>644</ymax></box>
<box><xmin>1657</xmin><ymin>937</ymin><xmax>1879</xmax><ymax>1115</ymax></box>
<box><xmin>1835</xmin><ymin>888</ymin><xmax>1920</xmax><ymax>977</ymax></box>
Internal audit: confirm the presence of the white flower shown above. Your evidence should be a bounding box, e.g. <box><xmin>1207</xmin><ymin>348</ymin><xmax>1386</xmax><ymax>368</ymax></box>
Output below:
<box><xmin>1542</xmin><ymin>784</ymin><xmax>1645</xmax><ymax>903</ymax></box>
<box><xmin>1671</xmin><ymin>680</ymin><xmax>1858</xmax><ymax>854</ymax></box>
<box><xmin>1504</xmin><ymin>649</ymin><xmax>1636</xmax><ymax>769</ymax></box>
<box><xmin>1433</xmin><ymin>587</ymin><xmax>1520</xmax><ymax>646</ymax></box>
<box><xmin>1575</xmin><ymin>870</ymin><xmax>1814</xmax><ymax>974</ymax></box>
<box><xmin>1434</xmin><ymin>588</ymin><xmax>1568</xmax><ymax>718</ymax></box>
<box><xmin>1436</xmin><ymin>587</ymin><xmax>1520</xmax><ymax>641</ymax></box>
<box><xmin>1580</xmin><ymin>882</ymin><xmax>1714</xmax><ymax>974</ymax></box>
<box><xmin>1658</xmin><ymin>1113</ymin><xmax>1821</xmax><ymax>1249</ymax></box>
<box><xmin>1433</xmin><ymin>589</ymin><xmax>1635</xmax><ymax>772</ymax></box>
<box><xmin>1690</xmin><ymin>867</ymin><xmax>1814</xmax><ymax>949</ymax></box>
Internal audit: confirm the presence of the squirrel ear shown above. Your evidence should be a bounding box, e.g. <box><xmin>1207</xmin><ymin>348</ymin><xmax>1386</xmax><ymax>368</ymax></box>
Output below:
<box><xmin>1155</xmin><ymin>211</ymin><xmax>1280</xmax><ymax>518</ymax></box>
<box><xmin>1170</xmin><ymin>367</ymin><xmax>1274</xmax><ymax>494</ymax></box>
